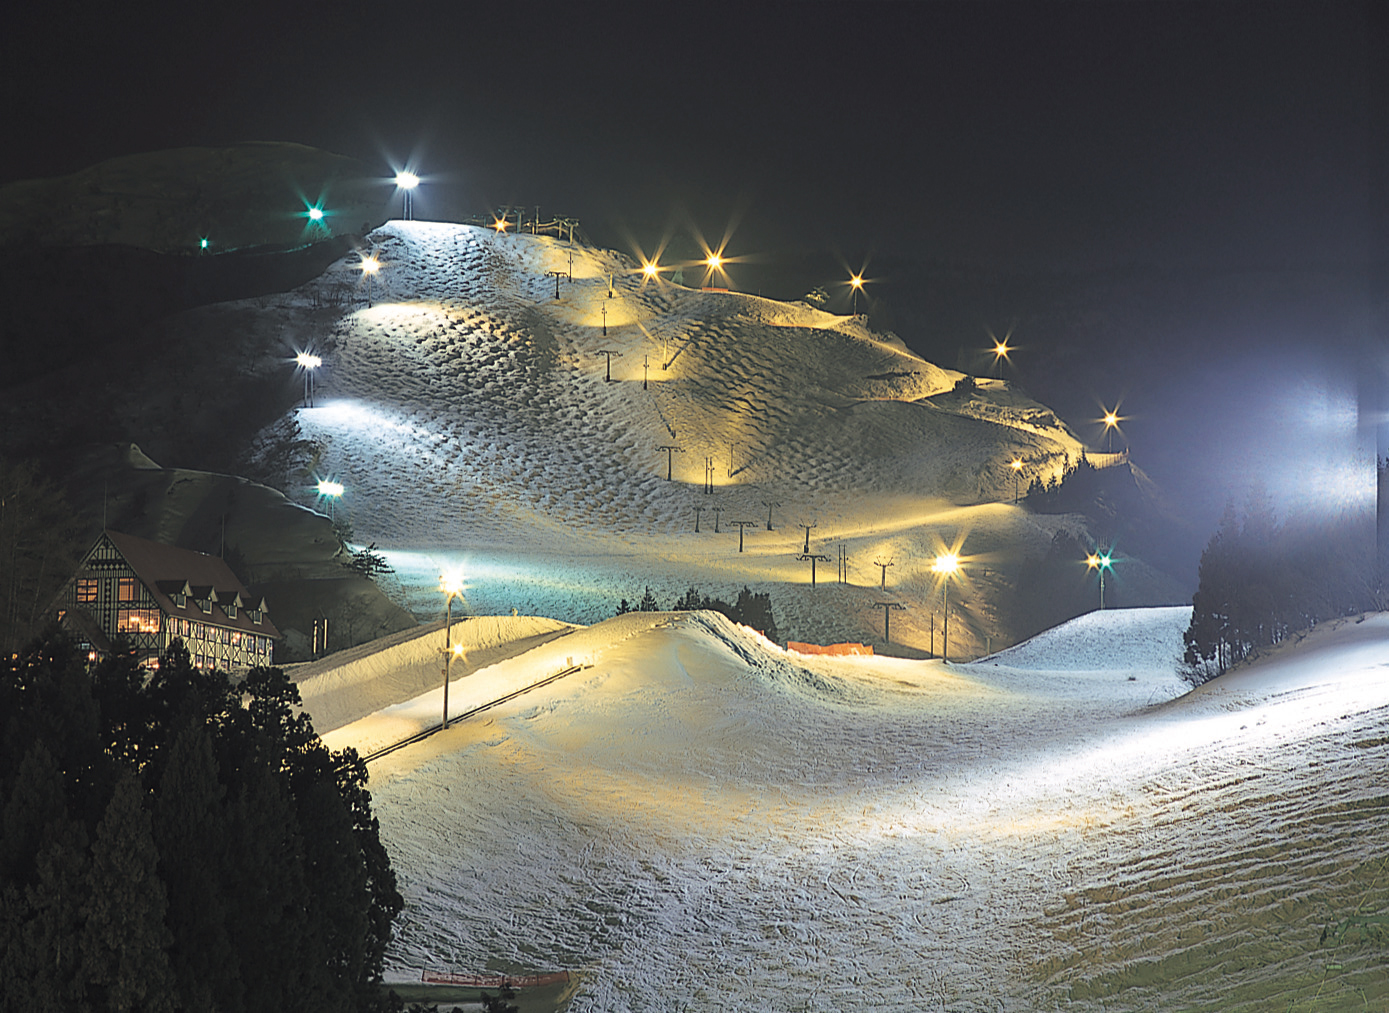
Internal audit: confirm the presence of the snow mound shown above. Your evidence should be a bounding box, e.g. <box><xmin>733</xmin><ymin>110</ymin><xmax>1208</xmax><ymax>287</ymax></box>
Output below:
<box><xmin>975</xmin><ymin>605</ymin><xmax>1191</xmax><ymax>672</ymax></box>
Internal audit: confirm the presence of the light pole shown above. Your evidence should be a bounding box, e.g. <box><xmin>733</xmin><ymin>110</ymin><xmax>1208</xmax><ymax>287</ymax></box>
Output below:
<box><xmin>932</xmin><ymin>553</ymin><xmax>961</xmax><ymax>662</ymax></box>
<box><xmin>360</xmin><ymin>252</ymin><xmax>381</xmax><ymax>306</ymax></box>
<box><xmin>1086</xmin><ymin>552</ymin><xmax>1113</xmax><ymax>610</ymax></box>
<box><xmin>705</xmin><ymin>251</ymin><xmax>726</xmax><ymax>288</ymax></box>
<box><xmin>296</xmin><ymin>352</ymin><xmax>321</xmax><ymax>407</ymax></box>
<box><xmin>395</xmin><ymin>171</ymin><xmax>419</xmax><ymax>220</ymax></box>
<box><xmin>316</xmin><ymin>479</ymin><xmax>343</xmax><ymax>519</ymax></box>
<box><xmin>1100</xmin><ymin>406</ymin><xmax>1123</xmax><ymax>454</ymax></box>
<box><xmin>992</xmin><ymin>339</ymin><xmax>1012</xmax><ymax>377</ymax></box>
<box><xmin>850</xmin><ymin>273</ymin><xmax>864</xmax><ymax>314</ymax></box>
<box><xmin>439</xmin><ymin>572</ymin><xmax>466</xmax><ymax>729</ymax></box>
<box><xmin>1010</xmin><ymin>457</ymin><xmax>1024</xmax><ymax>503</ymax></box>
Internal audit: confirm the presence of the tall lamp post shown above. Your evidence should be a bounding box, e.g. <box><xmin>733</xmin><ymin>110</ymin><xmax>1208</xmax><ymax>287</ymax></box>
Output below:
<box><xmin>932</xmin><ymin>552</ymin><xmax>961</xmax><ymax>662</ymax></box>
<box><xmin>850</xmin><ymin>273</ymin><xmax>864</xmax><ymax>314</ymax></box>
<box><xmin>396</xmin><ymin>171</ymin><xmax>419</xmax><ymax>220</ymax></box>
<box><xmin>992</xmin><ymin>337</ymin><xmax>1012</xmax><ymax>377</ymax></box>
<box><xmin>1086</xmin><ymin>552</ymin><xmax>1113</xmax><ymax>610</ymax></box>
<box><xmin>296</xmin><ymin>352</ymin><xmax>321</xmax><ymax>407</ymax></box>
<box><xmin>439</xmin><ymin>572</ymin><xmax>465</xmax><ymax>729</ymax></box>
<box><xmin>316</xmin><ymin>479</ymin><xmax>344</xmax><ymax>519</ymax></box>
<box><xmin>1101</xmin><ymin>407</ymin><xmax>1122</xmax><ymax>453</ymax></box>
<box><xmin>360</xmin><ymin>253</ymin><xmax>381</xmax><ymax>306</ymax></box>
<box><xmin>1010</xmin><ymin>457</ymin><xmax>1024</xmax><ymax>503</ymax></box>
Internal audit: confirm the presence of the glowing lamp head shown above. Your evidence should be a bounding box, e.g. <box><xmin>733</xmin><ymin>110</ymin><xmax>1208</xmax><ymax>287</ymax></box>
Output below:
<box><xmin>316</xmin><ymin>479</ymin><xmax>344</xmax><ymax>498</ymax></box>
<box><xmin>706</xmin><ymin>253</ymin><xmax>723</xmax><ymax>270</ymax></box>
<box><xmin>993</xmin><ymin>340</ymin><xmax>1012</xmax><ymax>359</ymax></box>
<box><xmin>1087</xmin><ymin>552</ymin><xmax>1113</xmax><ymax>571</ymax></box>
<box><xmin>1010</xmin><ymin>458</ymin><xmax>1023</xmax><ymax>472</ymax></box>
<box><xmin>643</xmin><ymin>261</ymin><xmax>660</xmax><ymax>279</ymax></box>
<box><xmin>850</xmin><ymin>273</ymin><xmax>864</xmax><ymax>290</ymax></box>
<box><xmin>1103</xmin><ymin>411</ymin><xmax>1119</xmax><ymax>429</ymax></box>
<box><xmin>493</xmin><ymin>218</ymin><xmax>509</xmax><ymax>233</ymax></box>
<box><xmin>439</xmin><ymin>571</ymin><xmax>464</xmax><ymax>598</ymax></box>
<box><xmin>296</xmin><ymin>352</ymin><xmax>322</xmax><ymax>370</ymax></box>
<box><xmin>395</xmin><ymin>171</ymin><xmax>419</xmax><ymax>190</ymax></box>
<box><xmin>932</xmin><ymin>553</ymin><xmax>960</xmax><ymax>576</ymax></box>
<box><xmin>360</xmin><ymin>254</ymin><xmax>381</xmax><ymax>275</ymax></box>
<box><xmin>308</xmin><ymin>207</ymin><xmax>325</xmax><ymax>221</ymax></box>
<box><xmin>199</xmin><ymin>237</ymin><xmax>209</xmax><ymax>249</ymax></box>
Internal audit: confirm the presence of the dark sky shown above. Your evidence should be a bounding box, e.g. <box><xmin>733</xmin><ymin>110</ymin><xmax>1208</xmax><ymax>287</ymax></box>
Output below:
<box><xmin>4</xmin><ymin>1</ymin><xmax>1372</xmax><ymax>275</ymax></box>
<box><xmin>4</xmin><ymin>1</ymin><xmax>1382</xmax><ymax>575</ymax></box>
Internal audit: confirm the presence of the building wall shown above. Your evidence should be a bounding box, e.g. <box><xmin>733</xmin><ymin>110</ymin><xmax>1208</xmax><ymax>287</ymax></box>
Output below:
<box><xmin>64</xmin><ymin>537</ymin><xmax>275</xmax><ymax>670</ymax></box>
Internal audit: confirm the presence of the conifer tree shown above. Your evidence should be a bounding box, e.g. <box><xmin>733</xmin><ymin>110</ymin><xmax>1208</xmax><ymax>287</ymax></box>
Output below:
<box><xmin>81</xmin><ymin>772</ymin><xmax>176</xmax><ymax>1013</ymax></box>
<box><xmin>153</xmin><ymin>722</ymin><xmax>240</xmax><ymax>1013</ymax></box>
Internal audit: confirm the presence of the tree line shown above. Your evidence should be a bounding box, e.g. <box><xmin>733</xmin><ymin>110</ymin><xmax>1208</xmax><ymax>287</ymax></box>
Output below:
<box><xmin>616</xmin><ymin>585</ymin><xmax>780</xmax><ymax>642</ymax></box>
<box><xmin>1182</xmin><ymin>486</ymin><xmax>1378</xmax><ymax>683</ymax></box>
<box><xmin>0</xmin><ymin>633</ymin><xmax>403</xmax><ymax>1012</ymax></box>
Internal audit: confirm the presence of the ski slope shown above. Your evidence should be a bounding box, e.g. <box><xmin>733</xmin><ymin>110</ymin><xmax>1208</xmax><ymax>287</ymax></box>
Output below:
<box><xmin>339</xmin><ymin>606</ymin><xmax>1389</xmax><ymax>1011</ymax></box>
<box><xmin>237</xmin><ymin>220</ymin><xmax>1163</xmax><ymax>655</ymax></box>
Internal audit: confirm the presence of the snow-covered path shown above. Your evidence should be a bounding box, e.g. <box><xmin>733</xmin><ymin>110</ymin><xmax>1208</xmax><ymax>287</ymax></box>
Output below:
<box><xmin>361</xmin><ymin>607</ymin><xmax>1389</xmax><ymax>1011</ymax></box>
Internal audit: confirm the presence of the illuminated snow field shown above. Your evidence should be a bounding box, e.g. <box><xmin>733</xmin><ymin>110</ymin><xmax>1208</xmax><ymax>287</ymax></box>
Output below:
<box><xmin>250</xmin><ymin>222</ymin><xmax>1386</xmax><ymax>1009</ymax></box>
<box><xmin>300</xmin><ymin>606</ymin><xmax>1389</xmax><ymax>1012</ymax></box>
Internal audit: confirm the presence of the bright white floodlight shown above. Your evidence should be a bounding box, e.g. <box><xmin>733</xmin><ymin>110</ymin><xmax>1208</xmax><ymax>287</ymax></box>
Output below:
<box><xmin>296</xmin><ymin>352</ymin><xmax>322</xmax><ymax>406</ymax></box>
<box><xmin>315</xmin><ymin>479</ymin><xmax>343</xmax><ymax>519</ymax></box>
<box><xmin>396</xmin><ymin>171</ymin><xmax>420</xmax><ymax>220</ymax></box>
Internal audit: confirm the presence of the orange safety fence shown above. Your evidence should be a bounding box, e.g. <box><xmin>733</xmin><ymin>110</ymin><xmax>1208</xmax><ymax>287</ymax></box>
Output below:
<box><xmin>786</xmin><ymin>641</ymin><xmax>873</xmax><ymax>656</ymax></box>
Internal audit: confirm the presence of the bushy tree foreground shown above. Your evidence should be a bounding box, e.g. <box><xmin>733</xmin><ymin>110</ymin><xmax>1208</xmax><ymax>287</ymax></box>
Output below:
<box><xmin>0</xmin><ymin>634</ymin><xmax>403</xmax><ymax>1013</ymax></box>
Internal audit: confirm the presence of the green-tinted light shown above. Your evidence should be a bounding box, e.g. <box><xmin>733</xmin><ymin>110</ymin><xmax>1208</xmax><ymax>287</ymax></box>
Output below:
<box><xmin>308</xmin><ymin>207</ymin><xmax>324</xmax><ymax>221</ymax></box>
<box><xmin>199</xmin><ymin>237</ymin><xmax>208</xmax><ymax>249</ymax></box>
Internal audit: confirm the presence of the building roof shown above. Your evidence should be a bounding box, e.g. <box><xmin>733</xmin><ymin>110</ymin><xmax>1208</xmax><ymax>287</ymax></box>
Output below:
<box><xmin>90</xmin><ymin>530</ymin><xmax>281</xmax><ymax>640</ymax></box>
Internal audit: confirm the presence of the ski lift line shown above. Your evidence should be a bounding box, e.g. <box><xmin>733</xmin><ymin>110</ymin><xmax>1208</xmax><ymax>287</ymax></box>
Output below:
<box><xmin>360</xmin><ymin>663</ymin><xmax>591</xmax><ymax>764</ymax></box>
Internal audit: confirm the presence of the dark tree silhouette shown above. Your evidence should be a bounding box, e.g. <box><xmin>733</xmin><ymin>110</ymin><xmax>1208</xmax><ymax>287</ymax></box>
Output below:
<box><xmin>0</xmin><ymin>635</ymin><xmax>404</xmax><ymax>1013</ymax></box>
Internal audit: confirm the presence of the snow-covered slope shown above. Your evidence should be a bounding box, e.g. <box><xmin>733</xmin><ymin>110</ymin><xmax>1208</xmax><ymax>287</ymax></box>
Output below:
<box><xmin>239</xmin><ymin>220</ymin><xmax>1176</xmax><ymax>653</ymax></box>
<box><xmin>361</xmin><ymin>607</ymin><xmax>1389</xmax><ymax>1012</ymax></box>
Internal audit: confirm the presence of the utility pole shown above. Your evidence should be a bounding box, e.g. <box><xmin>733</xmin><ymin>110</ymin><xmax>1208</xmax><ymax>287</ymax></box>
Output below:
<box><xmin>657</xmin><ymin>444</ymin><xmax>683</xmax><ymax>480</ymax></box>
<box><xmin>797</xmin><ymin>553</ymin><xmax>830</xmax><ymax>588</ymax></box>
<box><xmin>839</xmin><ymin>543</ymin><xmax>848</xmax><ymax>584</ymax></box>
<box><xmin>761</xmin><ymin>500</ymin><xmax>780</xmax><ymax>531</ymax></box>
<box><xmin>730</xmin><ymin>519</ymin><xmax>756</xmax><ymax>551</ymax></box>
<box><xmin>704</xmin><ymin>456</ymin><xmax>715</xmax><ymax>494</ymax></box>
<box><xmin>873</xmin><ymin>602</ymin><xmax>906</xmax><ymax>644</ymax></box>
<box><xmin>567</xmin><ymin>249</ymin><xmax>575</xmax><ymax>280</ymax></box>
<box><xmin>601</xmin><ymin>303</ymin><xmax>609</xmax><ymax>336</ymax></box>
<box><xmin>693</xmin><ymin>505</ymin><xmax>705</xmax><ymax>532</ymax></box>
<box><xmin>711</xmin><ymin>506</ymin><xmax>724</xmax><ymax>533</ymax></box>
<box><xmin>596</xmin><ymin>349</ymin><xmax>622</xmax><ymax>382</ymax></box>
<box><xmin>873</xmin><ymin>558</ymin><xmax>895</xmax><ymax>590</ymax></box>
<box><xmin>643</xmin><ymin>354</ymin><xmax>650</xmax><ymax>390</ymax></box>
<box><xmin>798</xmin><ymin>521</ymin><xmax>817</xmax><ymax>554</ymax></box>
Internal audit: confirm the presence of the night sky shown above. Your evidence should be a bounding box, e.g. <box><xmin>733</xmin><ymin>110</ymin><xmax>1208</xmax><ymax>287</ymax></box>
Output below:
<box><xmin>5</xmin><ymin>0</ymin><xmax>1382</xmax><ymax>569</ymax></box>
<box><xmin>5</xmin><ymin>2</ymin><xmax>1373</xmax><ymax>271</ymax></box>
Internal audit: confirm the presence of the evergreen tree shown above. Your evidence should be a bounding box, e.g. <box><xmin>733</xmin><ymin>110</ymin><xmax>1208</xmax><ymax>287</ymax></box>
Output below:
<box><xmin>153</xmin><ymin>721</ymin><xmax>240</xmax><ymax>1013</ymax></box>
<box><xmin>0</xmin><ymin>634</ymin><xmax>403</xmax><ymax>1013</ymax></box>
<box><xmin>81</xmin><ymin>772</ymin><xmax>176</xmax><ymax>1013</ymax></box>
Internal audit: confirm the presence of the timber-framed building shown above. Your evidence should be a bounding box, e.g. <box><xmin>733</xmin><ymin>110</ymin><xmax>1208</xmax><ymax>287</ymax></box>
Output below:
<box><xmin>55</xmin><ymin>530</ymin><xmax>279</xmax><ymax>670</ymax></box>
